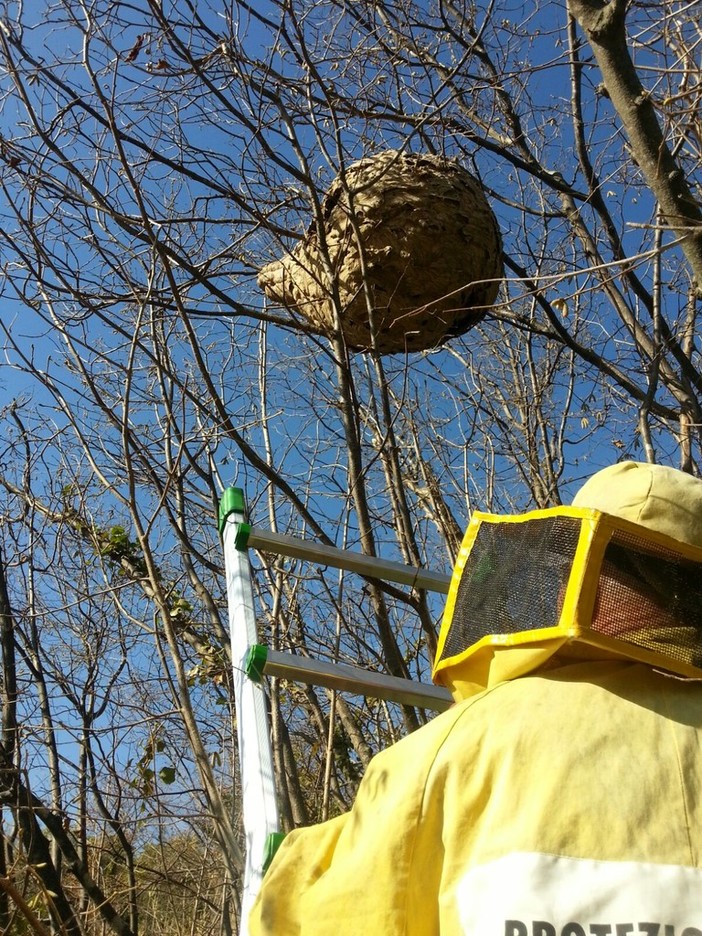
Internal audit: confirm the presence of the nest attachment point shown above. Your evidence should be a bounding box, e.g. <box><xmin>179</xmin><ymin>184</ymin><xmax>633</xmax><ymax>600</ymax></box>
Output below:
<box><xmin>258</xmin><ymin>150</ymin><xmax>503</xmax><ymax>354</ymax></box>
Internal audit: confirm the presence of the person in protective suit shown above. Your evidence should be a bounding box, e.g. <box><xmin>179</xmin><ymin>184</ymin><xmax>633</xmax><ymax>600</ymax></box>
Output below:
<box><xmin>249</xmin><ymin>461</ymin><xmax>702</xmax><ymax>934</ymax></box>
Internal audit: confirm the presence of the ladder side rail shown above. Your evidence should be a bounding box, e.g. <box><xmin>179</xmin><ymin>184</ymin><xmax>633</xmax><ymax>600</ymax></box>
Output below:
<box><xmin>221</xmin><ymin>497</ymin><xmax>280</xmax><ymax>936</ymax></box>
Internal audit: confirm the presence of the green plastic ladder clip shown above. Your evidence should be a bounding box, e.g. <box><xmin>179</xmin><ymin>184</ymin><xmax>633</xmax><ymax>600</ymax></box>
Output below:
<box><xmin>217</xmin><ymin>487</ymin><xmax>246</xmax><ymax>535</ymax></box>
<box><xmin>234</xmin><ymin>522</ymin><xmax>251</xmax><ymax>551</ymax></box>
<box><xmin>245</xmin><ymin>644</ymin><xmax>268</xmax><ymax>683</ymax></box>
<box><xmin>263</xmin><ymin>831</ymin><xmax>286</xmax><ymax>873</ymax></box>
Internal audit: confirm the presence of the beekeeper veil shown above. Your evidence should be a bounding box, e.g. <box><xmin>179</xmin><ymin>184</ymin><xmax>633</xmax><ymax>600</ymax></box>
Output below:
<box><xmin>433</xmin><ymin>462</ymin><xmax>702</xmax><ymax>702</ymax></box>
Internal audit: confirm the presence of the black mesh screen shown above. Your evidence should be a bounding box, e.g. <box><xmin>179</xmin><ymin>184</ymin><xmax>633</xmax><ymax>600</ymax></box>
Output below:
<box><xmin>595</xmin><ymin>532</ymin><xmax>702</xmax><ymax>668</ymax></box>
<box><xmin>440</xmin><ymin>516</ymin><xmax>582</xmax><ymax>662</ymax></box>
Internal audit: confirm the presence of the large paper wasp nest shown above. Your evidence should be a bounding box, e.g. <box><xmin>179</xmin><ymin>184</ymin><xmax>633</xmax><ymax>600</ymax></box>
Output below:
<box><xmin>258</xmin><ymin>150</ymin><xmax>503</xmax><ymax>354</ymax></box>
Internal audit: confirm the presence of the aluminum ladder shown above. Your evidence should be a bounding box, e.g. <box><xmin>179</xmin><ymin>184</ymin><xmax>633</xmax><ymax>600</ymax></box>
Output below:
<box><xmin>218</xmin><ymin>487</ymin><xmax>452</xmax><ymax>934</ymax></box>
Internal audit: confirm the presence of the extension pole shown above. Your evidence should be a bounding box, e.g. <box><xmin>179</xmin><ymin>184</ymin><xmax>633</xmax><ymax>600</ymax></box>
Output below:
<box><xmin>219</xmin><ymin>490</ymin><xmax>281</xmax><ymax>936</ymax></box>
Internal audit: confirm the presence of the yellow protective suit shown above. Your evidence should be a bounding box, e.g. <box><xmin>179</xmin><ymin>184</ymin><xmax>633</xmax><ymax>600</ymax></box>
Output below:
<box><xmin>250</xmin><ymin>658</ymin><xmax>702</xmax><ymax>933</ymax></box>
<box><xmin>251</xmin><ymin>464</ymin><xmax>702</xmax><ymax>933</ymax></box>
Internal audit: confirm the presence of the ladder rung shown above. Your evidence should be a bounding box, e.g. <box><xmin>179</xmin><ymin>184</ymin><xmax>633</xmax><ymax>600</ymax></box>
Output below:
<box><xmin>257</xmin><ymin>648</ymin><xmax>453</xmax><ymax>712</ymax></box>
<box><xmin>246</xmin><ymin>528</ymin><xmax>452</xmax><ymax>594</ymax></box>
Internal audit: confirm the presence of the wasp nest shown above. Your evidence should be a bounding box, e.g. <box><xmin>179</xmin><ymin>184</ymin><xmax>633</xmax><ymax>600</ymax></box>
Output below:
<box><xmin>258</xmin><ymin>150</ymin><xmax>503</xmax><ymax>354</ymax></box>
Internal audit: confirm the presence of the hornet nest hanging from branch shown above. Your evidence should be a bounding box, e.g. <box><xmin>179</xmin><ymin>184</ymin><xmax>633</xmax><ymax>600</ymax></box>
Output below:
<box><xmin>258</xmin><ymin>150</ymin><xmax>503</xmax><ymax>354</ymax></box>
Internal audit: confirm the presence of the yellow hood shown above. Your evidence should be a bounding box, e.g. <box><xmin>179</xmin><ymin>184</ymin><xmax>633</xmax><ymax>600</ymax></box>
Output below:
<box><xmin>433</xmin><ymin>462</ymin><xmax>702</xmax><ymax>702</ymax></box>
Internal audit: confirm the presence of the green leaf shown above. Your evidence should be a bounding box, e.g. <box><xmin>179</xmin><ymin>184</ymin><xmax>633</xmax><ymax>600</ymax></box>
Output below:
<box><xmin>159</xmin><ymin>766</ymin><xmax>177</xmax><ymax>785</ymax></box>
